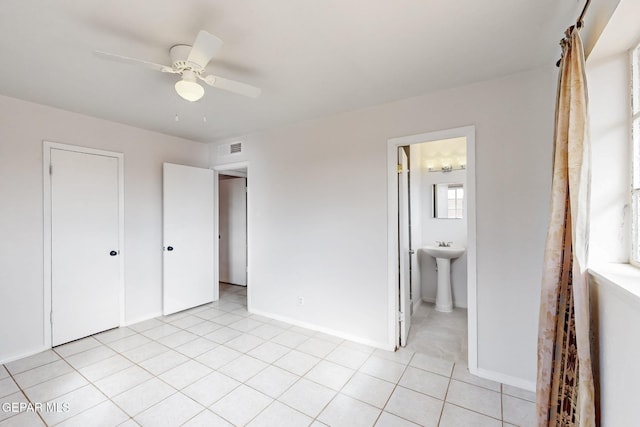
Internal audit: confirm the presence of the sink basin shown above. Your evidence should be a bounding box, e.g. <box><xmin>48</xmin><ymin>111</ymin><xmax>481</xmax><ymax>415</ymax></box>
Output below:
<box><xmin>423</xmin><ymin>246</ymin><xmax>465</xmax><ymax>259</ymax></box>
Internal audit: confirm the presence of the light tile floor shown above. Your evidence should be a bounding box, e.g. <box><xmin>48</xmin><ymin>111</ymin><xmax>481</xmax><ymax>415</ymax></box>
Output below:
<box><xmin>405</xmin><ymin>302</ymin><xmax>467</xmax><ymax>363</ymax></box>
<box><xmin>0</xmin><ymin>284</ymin><xmax>536</xmax><ymax>426</ymax></box>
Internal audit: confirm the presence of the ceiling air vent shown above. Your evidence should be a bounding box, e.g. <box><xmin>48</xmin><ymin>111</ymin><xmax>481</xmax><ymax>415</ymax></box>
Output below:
<box><xmin>217</xmin><ymin>141</ymin><xmax>243</xmax><ymax>157</ymax></box>
<box><xmin>230</xmin><ymin>142</ymin><xmax>242</xmax><ymax>154</ymax></box>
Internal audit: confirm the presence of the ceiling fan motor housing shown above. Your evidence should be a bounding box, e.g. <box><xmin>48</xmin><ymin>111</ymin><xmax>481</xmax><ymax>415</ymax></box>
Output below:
<box><xmin>169</xmin><ymin>44</ymin><xmax>203</xmax><ymax>73</ymax></box>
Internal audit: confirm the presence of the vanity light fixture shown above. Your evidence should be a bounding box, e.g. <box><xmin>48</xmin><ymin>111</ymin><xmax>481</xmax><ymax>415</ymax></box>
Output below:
<box><xmin>427</xmin><ymin>163</ymin><xmax>466</xmax><ymax>173</ymax></box>
<box><xmin>424</xmin><ymin>158</ymin><xmax>466</xmax><ymax>173</ymax></box>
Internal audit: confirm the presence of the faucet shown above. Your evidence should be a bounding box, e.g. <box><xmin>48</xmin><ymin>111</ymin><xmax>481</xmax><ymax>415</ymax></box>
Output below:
<box><xmin>436</xmin><ymin>241</ymin><xmax>453</xmax><ymax>247</ymax></box>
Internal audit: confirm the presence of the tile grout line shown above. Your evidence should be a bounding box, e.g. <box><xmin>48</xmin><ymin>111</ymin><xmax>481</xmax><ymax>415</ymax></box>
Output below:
<box><xmin>501</xmin><ymin>382</ymin><xmax>505</xmax><ymax>425</ymax></box>
<box><xmin>307</xmin><ymin>348</ymin><xmax>376</xmax><ymax>426</ymax></box>
<box><xmin>370</xmin><ymin>349</ymin><xmax>420</xmax><ymax>427</ymax></box>
<box><xmin>50</xmin><ymin>345</ymin><xmax>139</xmax><ymax>426</ymax></box>
<box><xmin>437</xmin><ymin>360</ymin><xmax>455</xmax><ymax>426</ymax></box>
<box><xmin>2</xmin><ymin>365</ymin><xmax>49</xmax><ymax>426</ymax></box>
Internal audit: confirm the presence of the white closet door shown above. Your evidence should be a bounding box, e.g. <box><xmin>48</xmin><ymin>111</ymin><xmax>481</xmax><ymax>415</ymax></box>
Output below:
<box><xmin>51</xmin><ymin>149</ymin><xmax>120</xmax><ymax>346</ymax></box>
<box><xmin>219</xmin><ymin>177</ymin><xmax>247</xmax><ymax>286</ymax></box>
<box><xmin>163</xmin><ymin>163</ymin><xmax>215</xmax><ymax>315</ymax></box>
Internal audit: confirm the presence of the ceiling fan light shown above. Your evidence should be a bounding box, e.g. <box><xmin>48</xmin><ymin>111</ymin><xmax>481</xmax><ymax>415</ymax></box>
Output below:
<box><xmin>175</xmin><ymin>79</ymin><xmax>204</xmax><ymax>102</ymax></box>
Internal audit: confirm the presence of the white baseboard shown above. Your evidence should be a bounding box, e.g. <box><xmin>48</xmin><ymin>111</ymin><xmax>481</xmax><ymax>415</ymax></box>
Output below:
<box><xmin>250</xmin><ymin>308</ymin><xmax>394</xmax><ymax>351</ymax></box>
<box><xmin>470</xmin><ymin>366</ymin><xmax>536</xmax><ymax>392</ymax></box>
<box><xmin>0</xmin><ymin>345</ymin><xmax>50</xmax><ymax>365</ymax></box>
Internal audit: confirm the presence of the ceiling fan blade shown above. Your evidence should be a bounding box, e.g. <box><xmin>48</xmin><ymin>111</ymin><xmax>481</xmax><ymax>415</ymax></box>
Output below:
<box><xmin>201</xmin><ymin>74</ymin><xmax>261</xmax><ymax>98</ymax></box>
<box><xmin>93</xmin><ymin>50</ymin><xmax>177</xmax><ymax>73</ymax></box>
<box><xmin>186</xmin><ymin>31</ymin><xmax>223</xmax><ymax>69</ymax></box>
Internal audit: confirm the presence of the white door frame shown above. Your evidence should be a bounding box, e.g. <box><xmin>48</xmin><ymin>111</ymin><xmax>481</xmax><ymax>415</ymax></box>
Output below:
<box><xmin>43</xmin><ymin>141</ymin><xmax>125</xmax><ymax>349</ymax></box>
<box><xmin>398</xmin><ymin>146</ymin><xmax>411</xmax><ymax>346</ymax></box>
<box><xmin>387</xmin><ymin>126</ymin><xmax>477</xmax><ymax>370</ymax></box>
<box><xmin>212</xmin><ymin>162</ymin><xmax>250</xmax><ymax>308</ymax></box>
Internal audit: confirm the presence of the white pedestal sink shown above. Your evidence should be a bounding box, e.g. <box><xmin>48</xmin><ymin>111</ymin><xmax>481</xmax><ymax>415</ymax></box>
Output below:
<box><xmin>423</xmin><ymin>246</ymin><xmax>466</xmax><ymax>312</ymax></box>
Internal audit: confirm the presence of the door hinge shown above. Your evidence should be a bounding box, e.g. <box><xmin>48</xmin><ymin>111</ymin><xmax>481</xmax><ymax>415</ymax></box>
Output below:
<box><xmin>50</xmin><ymin>311</ymin><xmax>53</xmax><ymax>324</ymax></box>
<box><xmin>49</xmin><ymin>164</ymin><xmax>52</xmax><ymax>175</ymax></box>
<box><xmin>398</xmin><ymin>311</ymin><xmax>404</xmax><ymax>322</ymax></box>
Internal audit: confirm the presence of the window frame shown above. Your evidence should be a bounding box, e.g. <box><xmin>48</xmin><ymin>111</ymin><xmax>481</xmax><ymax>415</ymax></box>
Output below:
<box><xmin>631</xmin><ymin>44</ymin><xmax>640</xmax><ymax>266</ymax></box>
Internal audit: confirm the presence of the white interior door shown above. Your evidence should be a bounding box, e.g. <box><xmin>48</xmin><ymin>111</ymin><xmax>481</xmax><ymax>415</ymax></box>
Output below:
<box><xmin>163</xmin><ymin>163</ymin><xmax>215</xmax><ymax>315</ymax></box>
<box><xmin>398</xmin><ymin>147</ymin><xmax>412</xmax><ymax>347</ymax></box>
<box><xmin>219</xmin><ymin>177</ymin><xmax>247</xmax><ymax>286</ymax></box>
<box><xmin>51</xmin><ymin>149</ymin><xmax>120</xmax><ymax>346</ymax></box>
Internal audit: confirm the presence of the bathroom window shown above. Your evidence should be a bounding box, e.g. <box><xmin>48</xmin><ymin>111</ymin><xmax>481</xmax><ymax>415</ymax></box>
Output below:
<box><xmin>447</xmin><ymin>185</ymin><xmax>464</xmax><ymax>219</ymax></box>
<box><xmin>432</xmin><ymin>183</ymin><xmax>464</xmax><ymax>219</ymax></box>
<box><xmin>632</xmin><ymin>43</ymin><xmax>640</xmax><ymax>265</ymax></box>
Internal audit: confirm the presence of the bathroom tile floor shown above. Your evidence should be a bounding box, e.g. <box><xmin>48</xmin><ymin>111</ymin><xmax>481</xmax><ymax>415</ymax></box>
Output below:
<box><xmin>0</xmin><ymin>284</ymin><xmax>535</xmax><ymax>426</ymax></box>
<box><xmin>404</xmin><ymin>302</ymin><xmax>468</xmax><ymax>363</ymax></box>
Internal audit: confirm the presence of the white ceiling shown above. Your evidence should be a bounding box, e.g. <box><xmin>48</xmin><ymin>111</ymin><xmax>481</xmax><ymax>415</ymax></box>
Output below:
<box><xmin>0</xmin><ymin>1</ymin><xmax>581</xmax><ymax>143</ymax></box>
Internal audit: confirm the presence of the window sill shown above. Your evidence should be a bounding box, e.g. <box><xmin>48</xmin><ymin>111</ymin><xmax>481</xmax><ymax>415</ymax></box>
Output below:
<box><xmin>588</xmin><ymin>263</ymin><xmax>640</xmax><ymax>303</ymax></box>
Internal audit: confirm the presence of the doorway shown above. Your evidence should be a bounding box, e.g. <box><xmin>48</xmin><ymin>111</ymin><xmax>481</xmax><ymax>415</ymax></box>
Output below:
<box><xmin>43</xmin><ymin>142</ymin><xmax>124</xmax><ymax>348</ymax></box>
<box><xmin>214</xmin><ymin>163</ymin><xmax>249</xmax><ymax>310</ymax></box>
<box><xmin>219</xmin><ymin>174</ymin><xmax>247</xmax><ymax>287</ymax></box>
<box><xmin>387</xmin><ymin>126</ymin><xmax>477</xmax><ymax>369</ymax></box>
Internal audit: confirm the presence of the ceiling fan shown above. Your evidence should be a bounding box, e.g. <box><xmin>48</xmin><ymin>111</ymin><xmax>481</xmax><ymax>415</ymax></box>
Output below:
<box><xmin>94</xmin><ymin>30</ymin><xmax>261</xmax><ymax>102</ymax></box>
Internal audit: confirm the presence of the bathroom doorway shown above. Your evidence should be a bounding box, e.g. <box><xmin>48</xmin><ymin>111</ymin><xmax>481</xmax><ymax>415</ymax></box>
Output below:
<box><xmin>387</xmin><ymin>126</ymin><xmax>477</xmax><ymax>368</ymax></box>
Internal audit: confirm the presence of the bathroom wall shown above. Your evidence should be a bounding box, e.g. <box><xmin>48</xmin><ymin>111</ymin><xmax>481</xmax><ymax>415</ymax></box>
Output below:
<box><xmin>419</xmin><ymin>166</ymin><xmax>468</xmax><ymax>308</ymax></box>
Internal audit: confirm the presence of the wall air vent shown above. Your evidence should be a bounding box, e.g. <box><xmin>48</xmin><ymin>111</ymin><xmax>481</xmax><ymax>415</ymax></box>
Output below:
<box><xmin>217</xmin><ymin>141</ymin><xmax>243</xmax><ymax>157</ymax></box>
<box><xmin>230</xmin><ymin>142</ymin><xmax>242</xmax><ymax>154</ymax></box>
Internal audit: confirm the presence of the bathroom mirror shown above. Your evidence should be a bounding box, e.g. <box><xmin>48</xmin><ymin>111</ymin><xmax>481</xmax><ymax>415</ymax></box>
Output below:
<box><xmin>433</xmin><ymin>183</ymin><xmax>464</xmax><ymax>219</ymax></box>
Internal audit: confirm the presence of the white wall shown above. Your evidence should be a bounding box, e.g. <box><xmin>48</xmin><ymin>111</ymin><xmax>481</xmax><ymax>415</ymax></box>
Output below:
<box><xmin>590</xmin><ymin>273</ymin><xmax>640</xmax><ymax>426</ymax></box>
<box><xmin>0</xmin><ymin>95</ymin><xmax>208</xmax><ymax>363</ymax></box>
<box><xmin>418</xmin><ymin>168</ymin><xmax>468</xmax><ymax>308</ymax></box>
<box><xmin>211</xmin><ymin>66</ymin><xmax>556</xmax><ymax>385</ymax></box>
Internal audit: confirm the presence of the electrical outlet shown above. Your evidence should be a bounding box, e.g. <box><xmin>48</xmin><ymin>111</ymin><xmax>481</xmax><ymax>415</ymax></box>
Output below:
<box><xmin>298</xmin><ymin>297</ymin><xmax>304</xmax><ymax>306</ymax></box>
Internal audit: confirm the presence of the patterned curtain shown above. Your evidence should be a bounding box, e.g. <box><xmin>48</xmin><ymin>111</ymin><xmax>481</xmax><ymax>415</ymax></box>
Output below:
<box><xmin>536</xmin><ymin>26</ymin><xmax>596</xmax><ymax>426</ymax></box>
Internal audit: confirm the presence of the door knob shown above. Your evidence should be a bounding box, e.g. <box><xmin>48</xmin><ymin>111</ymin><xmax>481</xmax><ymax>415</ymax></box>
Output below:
<box><xmin>109</xmin><ymin>250</ymin><xmax>118</xmax><ymax>256</ymax></box>
<box><xmin>167</xmin><ymin>246</ymin><xmax>174</xmax><ymax>251</ymax></box>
